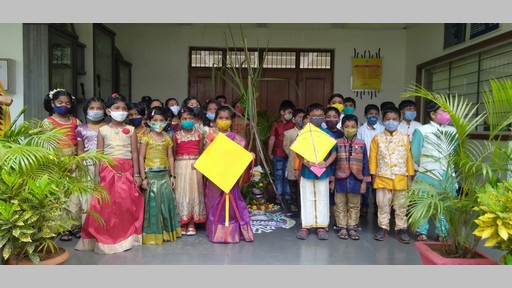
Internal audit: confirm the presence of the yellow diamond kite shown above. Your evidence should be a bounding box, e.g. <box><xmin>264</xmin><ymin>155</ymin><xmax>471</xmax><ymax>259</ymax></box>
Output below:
<box><xmin>194</xmin><ymin>132</ymin><xmax>253</xmax><ymax>193</ymax></box>
<box><xmin>290</xmin><ymin>122</ymin><xmax>336</xmax><ymax>163</ymax></box>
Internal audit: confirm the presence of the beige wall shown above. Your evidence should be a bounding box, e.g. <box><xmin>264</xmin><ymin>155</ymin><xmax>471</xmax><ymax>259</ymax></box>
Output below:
<box><xmin>2</xmin><ymin>23</ymin><xmax>512</xmax><ymax>123</ymax></box>
<box><xmin>0</xmin><ymin>24</ymin><xmax>24</xmax><ymax>121</ymax></box>
<box><xmin>113</xmin><ymin>23</ymin><xmax>407</xmax><ymax>121</ymax></box>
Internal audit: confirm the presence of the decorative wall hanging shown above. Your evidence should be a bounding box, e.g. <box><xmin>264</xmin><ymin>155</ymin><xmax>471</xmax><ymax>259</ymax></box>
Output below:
<box><xmin>351</xmin><ymin>48</ymin><xmax>382</xmax><ymax>99</ymax></box>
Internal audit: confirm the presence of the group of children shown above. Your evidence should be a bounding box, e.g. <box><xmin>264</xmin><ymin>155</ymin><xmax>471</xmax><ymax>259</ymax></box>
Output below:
<box><xmin>42</xmin><ymin>90</ymin><xmax>253</xmax><ymax>255</ymax></box>
<box><xmin>42</xmin><ymin>86</ymin><xmax>442</xmax><ymax>253</ymax></box>
<box><xmin>269</xmin><ymin>94</ymin><xmax>424</xmax><ymax>244</ymax></box>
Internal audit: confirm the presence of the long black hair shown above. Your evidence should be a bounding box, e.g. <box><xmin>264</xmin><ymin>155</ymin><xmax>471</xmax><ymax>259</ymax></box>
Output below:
<box><xmin>43</xmin><ymin>89</ymin><xmax>75</xmax><ymax>116</ymax></box>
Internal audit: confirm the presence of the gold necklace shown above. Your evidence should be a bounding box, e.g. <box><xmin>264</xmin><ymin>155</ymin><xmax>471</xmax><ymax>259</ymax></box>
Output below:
<box><xmin>88</xmin><ymin>122</ymin><xmax>104</xmax><ymax>129</ymax></box>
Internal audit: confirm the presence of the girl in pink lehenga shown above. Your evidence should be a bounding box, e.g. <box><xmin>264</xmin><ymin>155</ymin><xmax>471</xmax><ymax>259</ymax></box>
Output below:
<box><xmin>75</xmin><ymin>93</ymin><xmax>144</xmax><ymax>254</ymax></box>
<box><xmin>203</xmin><ymin>106</ymin><xmax>254</xmax><ymax>243</ymax></box>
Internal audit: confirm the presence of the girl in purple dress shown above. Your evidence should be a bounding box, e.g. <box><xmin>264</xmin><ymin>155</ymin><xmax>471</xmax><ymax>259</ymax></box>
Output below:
<box><xmin>75</xmin><ymin>97</ymin><xmax>106</xmax><ymax>230</ymax></box>
<box><xmin>203</xmin><ymin>106</ymin><xmax>254</xmax><ymax>243</ymax></box>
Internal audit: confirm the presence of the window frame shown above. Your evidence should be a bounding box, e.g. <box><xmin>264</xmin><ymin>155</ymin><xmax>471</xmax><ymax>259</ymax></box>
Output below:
<box><xmin>416</xmin><ymin>30</ymin><xmax>512</xmax><ymax>140</ymax></box>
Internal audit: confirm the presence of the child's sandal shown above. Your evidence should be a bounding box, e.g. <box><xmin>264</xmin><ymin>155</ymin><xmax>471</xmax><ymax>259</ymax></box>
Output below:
<box><xmin>348</xmin><ymin>229</ymin><xmax>360</xmax><ymax>240</ymax></box>
<box><xmin>296</xmin><ymin>228</ymin><xmax>309</xmax><ymax>240</ymax></box>
<box><xmin>337</xmin><ymin>229</ymin><xmax>349</xmax><ymax>240</ymax></box>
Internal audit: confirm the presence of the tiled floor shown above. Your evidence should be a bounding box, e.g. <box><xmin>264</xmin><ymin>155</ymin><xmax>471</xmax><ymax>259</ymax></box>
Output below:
<box><xmin>59</xmin><ymin>207</ymin><xmax>504</xmax><ymax>265</ymax></box>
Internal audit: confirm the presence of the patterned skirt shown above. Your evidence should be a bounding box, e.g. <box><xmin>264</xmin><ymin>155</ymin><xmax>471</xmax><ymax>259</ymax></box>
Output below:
<box><xmin>174</xmin><ymin>158</ymin><xmax>207</xmax><ymax>225</ymax></box>
<box><xmin>142</xmin><ymin>170</ymin><xmax>182</xmax><ymax>244</ymax></box>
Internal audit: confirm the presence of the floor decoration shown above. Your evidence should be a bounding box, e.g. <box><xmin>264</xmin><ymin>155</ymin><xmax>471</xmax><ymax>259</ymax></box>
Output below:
<box><xmin>249</xmin><ymin>206</ymin><xmax>296</xmax><ymax>234</ymax></box>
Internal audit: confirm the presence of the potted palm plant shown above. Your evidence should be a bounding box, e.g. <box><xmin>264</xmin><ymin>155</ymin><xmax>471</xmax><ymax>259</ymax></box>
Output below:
<box><xmin>402</xmin><ymin>77</ymin><xmax>512</xmax><ymax>265</ymax></box>
<box><xmin>0</xmin><ymin>109</ymin><xmax>110</xmax><ymax>264</ymax></box>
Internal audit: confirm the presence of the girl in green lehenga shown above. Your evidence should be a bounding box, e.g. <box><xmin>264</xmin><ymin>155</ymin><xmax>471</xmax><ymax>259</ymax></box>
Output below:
<box><xmin>139</xmin><ymin>107</ymin><xmax>182</xmax><ymax>244</ymax></box>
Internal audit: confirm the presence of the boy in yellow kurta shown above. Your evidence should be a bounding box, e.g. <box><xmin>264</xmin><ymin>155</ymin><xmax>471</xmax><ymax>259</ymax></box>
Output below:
<box><xmin>369</xmin><ymin>106</ymin><xmax>415</xmax><ymax>244</ymax></box>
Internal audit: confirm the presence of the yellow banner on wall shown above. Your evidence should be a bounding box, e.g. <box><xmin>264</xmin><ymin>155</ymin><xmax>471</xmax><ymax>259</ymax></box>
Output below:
<box><xmin>351</xmin><ymin>58</ymin><xmax>382</xmax><ymax>90</ymax></box>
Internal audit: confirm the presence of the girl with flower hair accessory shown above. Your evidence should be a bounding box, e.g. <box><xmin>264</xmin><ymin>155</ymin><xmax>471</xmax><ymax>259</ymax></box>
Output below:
<box><xmin>139</xmin><ymin>107</ymin><xmax>182</xmax><ymax>244</ymax></box>
<box><xmin>173</xmin><ymin>106</ymin><xmax>206</xmax><ymax>236</ymax></box>
<box><xmin>43</xmin><ymin>88</ymin><xmax>83</xmax><ymax>241</ymax></box>
<box><xmin>76</xmin><ymin>93</ymin><xmax>144</xmax><ymax>254</ymax></box>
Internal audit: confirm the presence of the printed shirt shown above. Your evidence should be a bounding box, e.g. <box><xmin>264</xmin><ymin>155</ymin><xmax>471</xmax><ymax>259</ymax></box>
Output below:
<box><xmin>369</xmin><ymin>130</ymin><xmax>415</xmax><ymax>190</ymax></box>
<box><xmin>270</xmin><ymin>120</ymin><xmax>295</xmax><ymax>157</ymax></box>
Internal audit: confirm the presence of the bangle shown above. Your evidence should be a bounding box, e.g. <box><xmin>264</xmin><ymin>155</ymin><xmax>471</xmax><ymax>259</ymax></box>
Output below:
<box><xmin>169</xmin><ymin>174</ymin><xmax>176</xmax><ymax>179</ymax></box>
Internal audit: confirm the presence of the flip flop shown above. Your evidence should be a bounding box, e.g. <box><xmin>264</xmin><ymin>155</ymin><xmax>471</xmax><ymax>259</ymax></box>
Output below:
<box><xmin>59</xmin><ymin>231</ymin><xmax>73</xmax><ymax>242</ymax></box>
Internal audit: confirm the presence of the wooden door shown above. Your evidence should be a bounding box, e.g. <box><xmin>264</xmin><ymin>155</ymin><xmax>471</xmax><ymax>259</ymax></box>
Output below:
<box><xmin>298</xmin><ymin>69</ymin><xmax>333</xmax><ymax>110</ymax></box>
<box><xmin>188</xmin><ymin>68</ymin><xmax>332</xmax><ymax>112</ymax></box>
<box><xmin>188</xmin><ymin>68</ymin><xmax>224</xmax><ymax>103</ymax></box>
<box><xmin>259</xmin><ymin>69</ymin><xmax>298</xmax><ymax>117</ymax></box>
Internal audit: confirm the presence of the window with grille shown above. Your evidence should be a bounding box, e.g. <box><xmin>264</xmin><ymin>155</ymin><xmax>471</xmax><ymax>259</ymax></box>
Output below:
<box><xmin>190</xmin><ymin>48</ymin><xmax>333</xmax><ymax>69</ymax></box>
<box><xmin>190</xmin><ymin>50</ymin><xmax>223</xmax><ymax>67</ymax></box>
<box><xmin>300</xmin><ymin>52</ymin><xmax>331</xmax><ymax>69</ymax></box>
<box><xmin>423</xmin><ymin>41</ymin><xmax>512</xmax><ymax>132</ymax></box>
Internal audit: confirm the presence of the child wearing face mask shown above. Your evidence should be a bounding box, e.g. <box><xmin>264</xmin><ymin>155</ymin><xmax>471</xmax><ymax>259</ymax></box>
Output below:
<box><xmin>75</xmin><ymin>97</ymin><xmax>106</xmax><ymax>231</ymax></box>
<box><xmin>128</xmin><ymin>102</ymin><xmax>149</xmax><ymax>151</ymax></box>
<box><xmin>76</xmin><ymin>93</ymin><xmax>144</xmax><ymax>254</ymax></box>
<box><xmin>323</xmin><ymin>106</ymin><xmax>345</xmax><ymax>225</ymax></box>
<box><xmin>283</xmin><ymin>108</ymin><xmax>307</xmax><ymax>215</ymax></box>
<box><xmin>398</xmin><ymin>100</ymin><xmax>422</xmax><ymax>141</ymax></box>
<box><xmin>295</xmin><ymin>103</ymin><xmax>337</xmax><ymax>240</ymax></box>
<box><xmin>165</xmin><ymin>97</ymin><xmax>181</xmax><ymax>134</ymax></box>
<box><xmin>204</xmin><ymin>106</ymin><xmax>254</xmax><ymax>243</ymax></box>
<box><xmin>333</xmin><ymin>114</ymin><xmax>370</xmax><ymax>241</ymax></box>
<box><xmin>369</xmin><ymin>106</ymin><xmax>415</xmax><ymax>244</ymax></box>
<box><xmin>43</xmin><ymin>89</ymin><xmax>83</xmax><ymax>241</ymax></box>
<box><xmin>203</xmin><ymin>99</ymin><xmax>220</xmax><ymax>130</ymax></box>
<box><xmin>267</xmin><ymin>100</ymin><xmax>296</xmax><ymax>207</ymax></box>
<box><xmin>410</xmin><ymin>100</ymin><xmax>457</xmax><ymax>242</ymax></box>
<box><xmin>172</xmin><ymin>107</ymin><xmax>206</xmax><ymax>236</ymax></box>
<box><xmin>357</xmin><ymin>104</ymin><xmax>385</xmax><ymax>218</ymax></box>
<box><xmin>139</xmin><ymin>107</ymin><xmax>182</xmax><ymax>244</ymax></box>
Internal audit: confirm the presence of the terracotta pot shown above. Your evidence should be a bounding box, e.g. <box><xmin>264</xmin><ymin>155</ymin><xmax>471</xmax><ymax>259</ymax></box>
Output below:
<box><xmin>7</xmin><ymin>247</ymin><xmax>69</xmax><ymax>265</ymax></box>
<box><xmin>415</xmin><ymin>241</ymin><xmax>498</xmax><ymax>265</ymax></box>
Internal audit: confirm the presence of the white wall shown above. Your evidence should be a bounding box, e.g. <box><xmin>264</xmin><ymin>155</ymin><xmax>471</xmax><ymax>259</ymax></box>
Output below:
<box><xmin>3</xmin><ymin>23</ymin><xmax>512</xmax><ymax>124</ymax></box>
<box><xmin>113</xmin><ymin>24</ymin><xmax>407</xmax><ymax>121</ymax></box>
<box><xmin>0</xmin><ymin>24</ymin><xmax>24</xmax><ymax>122</ymax></box>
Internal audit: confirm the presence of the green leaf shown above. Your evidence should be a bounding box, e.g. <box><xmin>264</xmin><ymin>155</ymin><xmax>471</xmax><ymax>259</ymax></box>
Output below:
<box><xmin>28</xmin><ymin>252</ymin><xmax>40</xmax><ymax>264</ymax></box>
<box><xmin>2</xmin><ymin>241</ymin><xmax>12</xmax><ymax>260</ymax></box>
<box><xmin>497</xmin><ymin>225</ymin><xmax>509</xmax><ymax>240</ymax></box>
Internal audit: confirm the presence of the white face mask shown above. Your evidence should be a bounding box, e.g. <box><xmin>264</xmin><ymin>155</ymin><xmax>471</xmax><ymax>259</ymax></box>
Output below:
<box><xmin>170</xmin><ymin>105</ymin><xmax>180</xmax><ymax>116</ymax></box>
<box><xmin>284</xmin><ymin>113</ymin><xmax>293</xmax><ymax>121</ymax></box>
<box><xmin>110</xmin><ymin>111</ymin><xmax>128</xmax><ymax>122</ymax></box>
<box><xmin>87</xmin><ymin>111</ymin><xmax>105</xmax><ymax>122</ymax></box>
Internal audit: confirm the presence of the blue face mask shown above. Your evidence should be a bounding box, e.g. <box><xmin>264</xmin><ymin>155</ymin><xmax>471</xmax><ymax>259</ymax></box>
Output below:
<box><xmin>310</xmin><ymin>117</ymin><xmax>325</xmax><ymax>128</ymax></box>
<box><xmin>206</xmin><ymin>112</ymin><xmax>215</xmax><ymax>121</ymax></box>
<box><xmin>181</xmin><ymin>120</ymin><xmax>195</xmax><ymax>130</ymax></box>
<box><xmin>367</xmin><ymin>115</ymin><xmax>379</xmax><ymax>126</ymax></box>
<box><xmin>128</xmin><ymin>117</ymin><xmax>143</xmax><ymax>127</ymax></box>
<box><xmin>404</xmin><ymin>111</ymin><xmax>417</xmax><ymax>121</ymax></box>
<box><xmin>53</xmin><ymin>104</ymin><xmax>71</xmax><ymax>115</ymax></box>
<box><xmin>343</xmin><ymin>106</ymin><xmax>355</xmax><ymax>115</ymax></box>
<box><xmin>383</xmin><ymin>120</ymin><xmax>399</xmax><ymax>132</ymax></box>
<box><xmin>295</xmin><ymin>119</ymin><xmax>304</xmax><ymax>128</ymax></box>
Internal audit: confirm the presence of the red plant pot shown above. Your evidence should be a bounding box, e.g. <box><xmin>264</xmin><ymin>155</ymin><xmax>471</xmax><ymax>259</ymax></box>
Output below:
<box><xmin>415</xmin><ymin>241</ymin><xmax>498</xmax><ymax>265</ymax></box>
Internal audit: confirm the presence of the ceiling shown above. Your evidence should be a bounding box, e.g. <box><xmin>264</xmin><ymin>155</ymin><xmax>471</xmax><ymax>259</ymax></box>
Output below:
<box><xmin>156</xmin><ymin>23</ymin><xmax>409</xmax><ymax>30</ymax></box>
